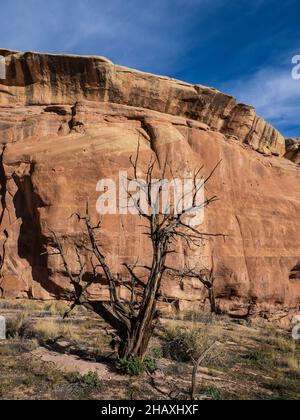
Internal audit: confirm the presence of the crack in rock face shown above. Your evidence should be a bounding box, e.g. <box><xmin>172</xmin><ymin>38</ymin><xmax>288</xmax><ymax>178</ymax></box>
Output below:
<box><xmin>290</xmin><ymin>263</ymin><xmax>300</xmax><ymax>280</ymax></box>
<box><xmin>0</xmin><ymin>49</ymin><xmax>299</xmax><ymax>322</ymax></box>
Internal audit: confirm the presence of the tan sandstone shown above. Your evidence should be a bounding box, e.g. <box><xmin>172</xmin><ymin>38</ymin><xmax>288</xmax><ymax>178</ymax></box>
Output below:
<box><xmin>0</xmin><ymin>50</ymin><xmax>299</xmax><ymax>321</ymax></box>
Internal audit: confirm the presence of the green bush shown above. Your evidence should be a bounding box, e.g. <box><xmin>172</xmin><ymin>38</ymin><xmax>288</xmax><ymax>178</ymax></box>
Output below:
<box><xmin>116</xmin><ymin>356</ymin><xmax>145</xmax><ymax>376</ymax></box>
<box><xmin>116</xmin><ymin>348</ymin><xmax>163</xmax><ymax>376</ymax></box>
<box><xmin>150</xmin><ymin>347</ymin><xmax>164</xmax><ymax>359</ymax></box>
<box><xmin>144</xmin><ymin>356</ymin><xmax>157</xmax><ymax>374</ymax></box>
<box><xmin>80</xmin><ymin>371</ymin><xmax>102</xmax><ymax>389</ymax></box>
<box><xmin>69</xmin><ymin>371</ymin><xmax>102</xmax><ymax>390</ymax></box>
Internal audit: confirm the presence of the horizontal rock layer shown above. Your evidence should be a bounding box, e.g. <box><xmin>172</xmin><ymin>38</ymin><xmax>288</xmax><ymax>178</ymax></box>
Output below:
<box><xmin>0</xmin><ymin>49</ymin><xmax>285</xmax><ymax>156</ymax></box>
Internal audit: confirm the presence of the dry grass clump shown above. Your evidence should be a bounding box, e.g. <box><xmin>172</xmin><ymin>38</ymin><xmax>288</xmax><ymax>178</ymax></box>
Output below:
<box><xmin>41</xmin><ymin>301</ymin><xmax>86</xmax><ymax>317</ymax></box>
<box><xmin>162</xmin><ymin>324</ymin><xmax>224</xmax><ymax>363</ymax></box>
<box><xmin>165</xmin><ymin>308</ymin><xmax>230</xmax><ymax>326</ymax></box>
<box><xmin>6</xmin><ymin>315</ymin><xmax>80</xmax><ymax>343</ymax></box>
<box><xmin>0</xmin><ymin>339</ymin><xmax>39</xmax><ymax>356</ymax></box>
<box><xmin>32</xmin><ymin>320</ymin><xmax>62</xmax><ymax>342</ymax></box>
<box><xmin>267</xmin><ymin>335</ymin><xmax>295</xmax><ymax>353</ymax></box>
<box><xmin>286</xmin><ymin>356</ymin><xmax>300</xmax><ymax>375</ymax></box>
<box><xmin>183</xmin><ymin>311</ymin><xmax>230</xmax><ymax>325</ymax></box>
<box><xmin>0</xmin><ymin>298</ymin><xmax>86</xmax><ymax>317</ymax></box>
<box><xmin>6</xmin><ymin>313</ymin><xmax>33</xmax><ymax>339</ymax></box>
<box><xmin>0</xmin><ymin>299</ymin><xmax>42</xmax><ymax>312</ymax></box>
<box><xmin>32</xmin><ymin>320</ymin><xmax>81</xmax><ymax>343</ymax></box>
<box><xmin>42</xmin><ymin>301</ymin><xmax>69</xmax><ymax>316</ymax></box>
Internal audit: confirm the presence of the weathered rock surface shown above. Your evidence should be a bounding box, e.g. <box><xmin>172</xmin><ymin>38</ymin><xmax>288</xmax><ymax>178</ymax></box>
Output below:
<box><xmin>0</xmin><ymin>49</ymin><xmax>285</xmax><ymax>155</ymax></box>
<box><xmin>285</xmin><ymin>138</ymin><xmax>300</xmax><ymax>165</ymax></box>
<box><xmin>0</xmin><ymin>50</ymin><xmax>299</xmax><ymax>320</ymax></box>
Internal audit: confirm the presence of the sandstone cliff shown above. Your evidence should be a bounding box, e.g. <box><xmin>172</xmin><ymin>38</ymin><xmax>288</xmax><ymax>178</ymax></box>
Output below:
<box><xmin>0</xmin><ymin>49</ymin><xmax>299</xmax><ymax>321</ymax></box>
<box><xmin>0</xmin><ymin>49</ymin><xmax>285</xmax><ymax>155</ymax></box>
<box><xmin>285</xmin><ymin>138</ymin><xmax>300</xmax><ymax>165</ymax></box>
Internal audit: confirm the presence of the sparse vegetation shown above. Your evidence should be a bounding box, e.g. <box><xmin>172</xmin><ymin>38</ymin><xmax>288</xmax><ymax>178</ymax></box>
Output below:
<box><xmin>243</xmin><ymin>347</ymin><xmax>273</xmax><ymax>369</ymax></box>
<box><xmin>6</xmin><ymin>313</ymin><xmax>32</xmax><ymax>339</ymax></box>
<box><xmin>116</xmin><ymin>356</ymin><xmax>146</xmax><ymax>376</ymax></box>
<box><xmin>69</xmin><ymin>371</ymin><xmax>102</xmax><ymax>390</ymax></box>
<box><xmin>0</xmin><ymin>299</ymin><xmax>300</xmax><ymax>400</ymax></box>
<box><xmin>116</xmin><ymin>348</ymin><xmax>162</xmax><ymax>376</ymax></box>
<box><xmin>49</xmin><ymin>151</ymin><xmax>223</xmax><ymax>364</ymax></box>
<box><xmin>199</xmin><ymin>385</ymin><xmax>223</xmax><ymax>400</ymax></box>
<box><xmin>162</xmin><ymin>324</ymin><xmax>224</xmax><ymax>363</ymax></box>
<box><xmin>6</xmin><ymin>315</ymin><xmax>80</xmax><ymax>344</ymax></box>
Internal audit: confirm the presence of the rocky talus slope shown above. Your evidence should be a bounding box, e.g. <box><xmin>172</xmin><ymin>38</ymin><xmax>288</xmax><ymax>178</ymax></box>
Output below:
<box><xmin>0</xmin><ymin>49</ymin><xmax>299</xmax><ymax>321</ymax></box>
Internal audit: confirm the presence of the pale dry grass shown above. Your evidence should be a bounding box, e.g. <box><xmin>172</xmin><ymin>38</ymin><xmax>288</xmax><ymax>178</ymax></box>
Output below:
<box><xmin>33</xmin><ymin>320</ymin><xmax>81</xmax><ymax>342</ymax></box>
<box><xmin>6</xmin><ymin>313</ymin><xmax>32</xmax><ymax>338</ymax></box>
<box><xmin>6</xmin><ymin>314</ymin><xmax>81</xmax><ymax>343</ymax></box>
<box><xmin>0</xmin><ymin>299</ymin><xmax>42</xmax><ymax>312</ymax></box>
<box><xmin>0</xmin><ymin>298</ymin><xmax>83</xmax><ymax>317</ymax></box>
<box><xmin>286</xmin><ymin>356</ymin><xmax>300</xmax><ymax>374</ymax></box>
<box><xmin>162</xmin><ymin>322</ymin><xmax>225</xmax><ymax>363</ymax></box>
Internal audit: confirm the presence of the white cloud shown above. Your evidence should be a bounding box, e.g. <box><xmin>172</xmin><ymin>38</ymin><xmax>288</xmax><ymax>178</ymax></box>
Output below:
<box><xmin>0</xmin><ymin>0</ymin><xmax>224</xmax><ymax>73</ymax></box>
<box><xmin>220</xmin><ymin>65</ymin><xmax>300</xmax><ymax>137</ymax></box>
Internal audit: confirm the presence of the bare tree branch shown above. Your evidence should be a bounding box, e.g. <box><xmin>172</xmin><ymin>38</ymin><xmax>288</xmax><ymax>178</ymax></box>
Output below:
<box><xmin>50</xmin><ymin>145</ymin><xmax>224</xmax><ymax>360</ymax></box>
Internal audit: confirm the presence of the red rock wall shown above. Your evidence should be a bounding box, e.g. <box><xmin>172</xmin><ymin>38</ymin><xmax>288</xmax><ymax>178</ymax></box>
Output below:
<box><xmin>0</xmin><ymin>50</ymin><xmax>299</xmax><ymax>320</ymax></box>
<box><xmin>0</xmin><ymin>49</ymin><xmax>285</xmax><ymax>155</ymax></box>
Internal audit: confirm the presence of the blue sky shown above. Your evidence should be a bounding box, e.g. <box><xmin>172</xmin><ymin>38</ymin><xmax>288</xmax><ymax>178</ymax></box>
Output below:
<box><xmin>0</xmin><ymin>0</ymin><xmax>299</xmax><ymax>137</ymax></box>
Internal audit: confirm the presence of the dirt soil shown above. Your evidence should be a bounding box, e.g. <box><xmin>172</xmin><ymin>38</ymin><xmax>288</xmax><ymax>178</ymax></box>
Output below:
<box><xmin>0</xmin><ymin>300</ymin><xmax>300</xmax><ymax>400</ymax></box>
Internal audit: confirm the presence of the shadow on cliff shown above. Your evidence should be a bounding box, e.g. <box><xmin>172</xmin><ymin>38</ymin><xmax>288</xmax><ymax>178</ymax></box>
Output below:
<box><xmin>12</xmin><ymin>168</ymin><xmax>64</xmax><ymax>297</ymax></box>
<box><xmin>13</xmin><ymin>171</ymin><xmax>107</xmax><ymax>299</ymax></box>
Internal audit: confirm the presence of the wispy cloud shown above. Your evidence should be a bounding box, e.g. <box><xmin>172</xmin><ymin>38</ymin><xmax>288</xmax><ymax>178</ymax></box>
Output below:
<box><xmin>0</xmin><ymin>0</ymin><xmax>223</xmax><ymax>73</ymax></box>
<box><xmin>220</xmin><ymin>64</ymin><xmax>300</xmax><ymax>137</ymax></box>
<box><xmin>0</xmin><ymin>0</ymin><xmax>299</xmax><ymax>136</ymax></box>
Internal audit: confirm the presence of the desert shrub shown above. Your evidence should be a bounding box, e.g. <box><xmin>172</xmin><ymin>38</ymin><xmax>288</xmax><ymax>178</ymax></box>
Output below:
<box><xmin>66</xmin><ymin>371</ymin><xmax>102</xmax><ymax>390</ymax></box>
<box><xmin>243</xmin><ymin>347</ymin><xmax>273</xmax><ymax>369</ymax></box>
<box><xmin>32</xmin><ymin>320</ymin><xmax>61</xmax><ymax>342</ymax></box>
<box><xmin>6</xmin><ymin>314</ymin><xmax>33</xmax><ymax>339</ymax></box>
<box><xmin>116</xmin><ymin>347</ymin><xmax>163</xmax><ymax>376</ymax></box>
<box><xmin>144</xmin><ymin>357</ymin><xmax>156</xmax><ymax>374</ymax></box>
<box><xmin>163</xmin><ymin>326</ymin><xmax>210</xmax><ymax>362</ymax></box>
<box><xmin>199</xmin><ymin>385</ymin><xmax>223</xmax><ymax>400</ymax></box>
<box><xmin>144</xmin><ymin>348</ymin><xmax>163</xmax><ymax>373</ymax></box>
<box><xmin>149</xmin><ymin>347</ymin><xmax>163</xmax><ymax>360</ymax></box>
<box><xmin>116</xmin><ymin>356</ymin><xmax>145</xmax><ymax>376</ymax></box>
<box><xmin>6</xmin><ymin>315</ymin><xmax>80</xmax><ymax>344</ymax></box>
<box><xmin>79</xmin><ymin>371</ymin><xmax>102</xmax><ymax>389</ymax></box>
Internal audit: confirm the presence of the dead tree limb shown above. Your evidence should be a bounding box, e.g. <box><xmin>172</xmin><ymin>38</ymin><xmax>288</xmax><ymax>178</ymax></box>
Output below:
<box><xmin>191</xmin><ymin>341</ymin><xmax>219</xmax><ymax>400</ymax></box>
<box><xmin>50</xmin><ymin>149</ymin><xmax>224</xmax><ymax>360</ymax></box>
<box><xmin>167</xmin><ymin>263</ymin><xmax>221</xmax><ymax>315</ymax></box>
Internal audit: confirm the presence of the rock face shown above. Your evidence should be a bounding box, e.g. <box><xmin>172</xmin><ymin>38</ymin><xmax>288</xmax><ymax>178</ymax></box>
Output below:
<box><xmin>285</xmin><ymin>139</ymin><xmax>300</xmax><ymax>165</ymax></box>
<box><xmin>0</xmin><ymin>49</ymin><xmax>300</xmax><ymax>320</ymax></box>
<box><xmin>0</xmin><ymin>49</ymin><xmax>285</xmax><ymax>155</ymax></box>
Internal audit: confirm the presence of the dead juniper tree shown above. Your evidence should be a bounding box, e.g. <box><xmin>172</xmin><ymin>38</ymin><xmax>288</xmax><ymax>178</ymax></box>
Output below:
<box><xmin>170</xmin><ymin>254</ymin><xmax>221</xmax><ymax>315</ymax></box>
<box><xmin>0</xmin><ymin>229</ymin><xmax>8</xmax><ymax>291</ymax></box>
<box><xmin>50</xmin><ymin>150</ymin><xmax>223</xmax><ymax>361</ymax></box>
